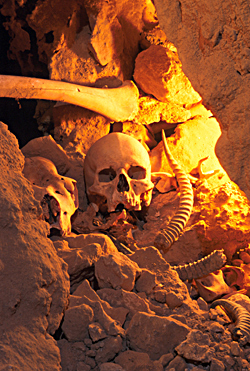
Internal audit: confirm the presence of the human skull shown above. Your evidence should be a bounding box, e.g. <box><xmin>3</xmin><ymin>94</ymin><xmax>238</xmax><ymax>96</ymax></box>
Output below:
<box><xmin>84</xmin><ymin>133</ymin><xmax>154</xmax><ymax>212</ymax></box>
<box><xmin>23</xmin><ymin>156</ymin><xmax>78</xmax><ymax>236</ymax></box>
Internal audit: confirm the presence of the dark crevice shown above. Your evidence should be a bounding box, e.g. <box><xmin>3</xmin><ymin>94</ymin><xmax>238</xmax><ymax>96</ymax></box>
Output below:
<box><xmin>15</xmin><ymin>0</ymin><xmax>39</xmax><ymax>19</ymax></box>
<box><xmin>45</xmin><ymin>30</ymin><xmax>54</xmax><ymax>44</ymax></box>
<box><xmin>0</xmin><ymin>5</ymin><xmax>46</xmax><ymax>146</ymax></box>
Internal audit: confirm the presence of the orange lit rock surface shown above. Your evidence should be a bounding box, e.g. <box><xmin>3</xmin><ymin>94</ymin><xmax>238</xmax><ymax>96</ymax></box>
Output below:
<box><xmin>133</xmin><ymin>96</ymin><xmax>192</xmax><ymax>125</ymax></box>
<box><xmin>135</xmin><ymin>173</ymin><xmax>250</xmax><ymax>266</ymax></box>
<box><xmin>155</xmin><ymin>0</ymin><xmax>250</xmax><ymax>200</ymax></box>
<box><xmin>95</xmin><ymin>252</ymin><xmax>140</xmax><ymax>291</ymax></box>
<box><xmin>2</xmin><ymin>0</ymin><xmax>250</xmax><ymax>369</ymax></box>
<box><xmin>1</xmin><ymin>0</ymin><xmax>86</xmax><ymax>75</ymax></box>
<box><xmin>150</xmin><ymin>115</ymin><xmax>228</xmax><ymax>179</ymax></box>
<box><xmin>134</xmin><ymin>115</ymin><xmax>250</xmax><ymax>266</ymax></box>
<box><xmin>126</xmin><ymin>311</ymin><xmax>190</xmax><ymax>359</ymax></box>
<box><xmin>195</xmin><ymin>181</ymin><xmax>250</xmax><ymax>257</ymax></box>
<box><xmin>116</xmin><ymin>94</ymin><xmax>193</xmax><ymax>150</ymax></box>
<box><xmin>53</xmin><ymin>104</ymin><xmax>110</xmax><ymax>156</ymax></box>
<box><xmin>88</xmin><ymin>11</ymin><xmax>124</xmax><ymax>67</ymax></box>
<box><xmin>0</xmin><ymin>123</ymin><xmax>70</xmax><ymax>369</ymax></box>
<box><xmin>115</xmin><ymin>350</ymin><xmax>164</xmax><ymax>371</ymax></box>
<box><xmin>50</xmin><ymin>0</ymin><xmax>159</xmax><ymax>86</ymax></box>
<box><xmin>134</xmin><ymin>44</ymin><xmax>201</xmax><ymax>105</ymax></box>
<box><xmin>49</xmin><ymin>25</ymin><xmax>128</xmax><ymax>87</ymax></box>
<box><xmin>22</xmin><ymin>135</ymin><xmax>71</xmax><ymax>174</ymax></box>
<box><xmin>2</xmin><ymin>119</ymin><xmax>250</xmax><ymax>369</ymax></box>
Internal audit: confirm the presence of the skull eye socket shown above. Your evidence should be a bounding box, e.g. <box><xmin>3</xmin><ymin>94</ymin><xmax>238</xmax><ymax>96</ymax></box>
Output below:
<box><xmin>128</xmin><ymin>166</ymin><xmax>146</xmax><ymax>180</ymax></box>
<box><xmin>98</xmin><ymin>167</ymin><xmax>116</xmax><ymax>182</ymax></box>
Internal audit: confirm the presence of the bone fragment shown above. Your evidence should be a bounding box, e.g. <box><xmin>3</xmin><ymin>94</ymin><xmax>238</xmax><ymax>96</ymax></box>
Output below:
<box><xmin>210</xmin><ymin>299</ymin><xmax>250</xmax><ymax>345</ymax></box>
<box><xmin>173</xmin><ymin>250</ymin><xmax>227</xmax><ymax>281</ymax></box>
<box><xmin>0</xmin><ymin>75</ymin><xmax>139</xmax><ymax>122</ymax></box>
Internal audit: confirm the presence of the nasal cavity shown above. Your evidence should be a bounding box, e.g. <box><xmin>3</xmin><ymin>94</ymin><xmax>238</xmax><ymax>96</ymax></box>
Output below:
<box><xmin>117</xmin><ymin>174</ymin><xmax>129</xmax><ymax>192</ymax></box>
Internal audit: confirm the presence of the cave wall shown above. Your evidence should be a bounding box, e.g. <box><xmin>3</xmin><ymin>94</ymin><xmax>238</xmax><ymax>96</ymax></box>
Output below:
<box><xmin>1</xmin><ymin>0</ymin><xmax>250</xmax><ymax>368</ymax></box>
<box><xmin>0</xmin><ymin>122</ymin><xmax>70</xmax><ymax>369</ymax></box>
<box><xmin>1</xmin><ymin>0</ymin><xmax>250</xmax><ymax>198</ymax></box>
<box><xmin>154</xmin><ymin>0</ymin><xmax>250</xmax><ymax>200</ymax></box>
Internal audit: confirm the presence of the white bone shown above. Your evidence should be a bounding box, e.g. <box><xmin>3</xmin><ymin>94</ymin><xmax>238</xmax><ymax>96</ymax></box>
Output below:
<box><xmin>23</xmin><ymin>156</ymin><xmax>78</xmax><ymax>236</ymax></box>
<box><xmin>195</xmin><ymin>270</ymin><xmax>234</xmax><ymax>302</ymax></box>
<box><xmin>0</xmin><ymin>75</ymin><xmax>139</xmax><ymax>122</ymax></box>
<box><xmin>84</xmin><ymin>132</ymin><xmax>154</xmax><ymax>213</ymax></box>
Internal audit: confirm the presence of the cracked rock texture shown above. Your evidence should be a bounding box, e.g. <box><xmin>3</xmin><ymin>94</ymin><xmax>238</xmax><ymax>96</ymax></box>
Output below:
<box><xmin>0</xmin><ymin>123</ymin><xmax>70</xmax><ymax>370</ymax></box>
<box><xmin>154</xmin><ymin>0</ymin><xmax>250</xmax><ymax>200</ymax></box>
<box><xmin>2</xmin><ymin>0</ymin><xmax>250</xmax><ymax>369</ymax></box>
<box><xmin>2</xmin><ymin>120</ymin><xmax>250</xmax><ymax>370</ymax></box>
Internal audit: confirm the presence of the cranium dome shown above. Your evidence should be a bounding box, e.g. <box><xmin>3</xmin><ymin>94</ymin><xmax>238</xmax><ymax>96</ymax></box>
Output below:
<box><xmin>84</xmin><ymin>132</ymin><xmax>154</xmax><ymax>212</ymax></box>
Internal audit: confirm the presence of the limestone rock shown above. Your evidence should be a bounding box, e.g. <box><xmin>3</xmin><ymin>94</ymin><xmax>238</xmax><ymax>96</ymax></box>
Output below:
<box><xmin>53</xmin><ymin>239</ymin><xmax>96</xmax><ymax>287</ymax></box>
<box><xmin>0</xmin><ymin>0</ymin><xmax>158</xmax><ymax>83</ymax></box>
<box><xmin>176</xmin><ymin>329</ymin><xmax>214</xmax><ymax>362</ymax></box>
<box><xmin>64</xmin><ymin>233</ymin><xmax>118</xmax><ymax>255</ymax></box>
<box><xmin>21</xmin><ymin>135</ymin><xmax>71</xmax><ymax>174</ymax></box>
<box><xmin>166</xmin><ymin>355</ymin><xmax>187</xmax><ymax>371</ymax></box>
<box><xmin>154</xmin><ymin>288</ymin><xmax>167</xmax><ymax>304</ymax></box>
<box><xmin>97</xmin><ymin>288</ymin><xmax>155</xmax><ymax>319</ymax></box>
<box><xmin>194</xmin><ymin>181</ymin><xmax>250</xmax><ymax>259</ymax></box>
<box><xmin>50</xmin><ymin>0</ymin><xmax>158</xmax><ymax>86</ymax></box>
<box><xmin>88</xmin><ymin>322</ymin><xmax>107</xmax><ymax>342</ymax></box>
<box><xmin>118</xmin><ymin>94</ymin><xmax>192</xmax><ymax>150</ymax></box>
<box><xmin>116</xmin><ymin>119</ymin><xmax>157</xmax><ymax>150</ymax></box>
<box><xmin>0</xmin><ymin>329</ymin><xmax>62</xmax><ymax>371</ymax></box>
<box><xmin>53</xmin><ymin>104</ymin><xmax>110</xmax><ymax>157</ymax></box>
<box><xmin>68</xmin><ymin>295</ymin><xmax>125</xmax><ymax>338</ymax></box>
<box><xmin>159</xmin><ymin>353</ymin><xmax>175</xmax><ymax>368</ymax></box>
<box><xmin>134</xmin><ymin>44</ymin><xmax>201</xmax><ymax>104</ymax></box>
<box><xmin>140</xmin><ymin>25</ymin><xmax>174</xmax><ymax>50</ymax></box>
<box><xmin>210</xmin><ymin>358</ymin><xmax>225</xmax><ymax>371</ymax></box>
<box><xmin>154</xmin><ymin>0</ymin><xmax>250</xmax><ymax>200</ymax></box>
<box><xmin>133</xmin><ymin>96</ymin><xmax>191</xmax><ymax>125</ymax></box>
<box><xmin>149</xmin><ymin>115</ymin><xmax>228</xmax><ymax>179</ymax></box>
<box><xmin>0</xmin><ymin>122</ymin><xmax>70</xmax><ymax>369</ymax></box>
<box><xmin>53</xmin><ymin>233</ymin><xmax>118</xmax><ymax>290</ymax></box>
<box><xmin>1</xmin><ymin>0</ymin><xmax>86</xmax><ymax>75</ymax></box>
<box><xmin>100</xmin><ymin>363</ymin><xmax>125</xmax><ymax>371</ymax></box>
<box><xmin>95</xmin><ymin>252</ymin><xmax>140</xmax><ymax>291</ymax></box>
<box><xmin>135</xmin><ymin>269</ymin><xmax>157</xmax><ymax>295</ymax></box>
<box><xmin>129</xmin><ymin>246</ymin><xmax>190</xmax><ymax>302</ymax></box>
<box><xmin>88</xmin><ymin>11</ymin><xmax>124</xmax><ymax>67</ymax></box>
<box><xmin>61</xmin><ymin>304</ymin><xmax>94</xmax><ymax>341</ymax></box>
<box><xmin>126</xmin><ymin>311</ymin><xmax>190</xmax><ymax>360</ymax></box>
<box><xmin>58</xmin><ymin>339</ymin><xmax>87</xmax><ymax>371</ymax></box>
<box><xmin>73</xmin><ymin>279</ymin><xmax>129</xmax><ymax>326</ymax></box>
<box><xmin>95</xmin><ymin>335</ymin><xmax>123</xmax><ymax>364</ymax></box>
<box><xmin>165</xmin><ymin>292</ymin><xmax>184</xmax><ymax>309</ymax></box>
<box><xmin>115</xmin><ymin>350</ymin><xmax>163</xmax><ymax>371</ymax></box>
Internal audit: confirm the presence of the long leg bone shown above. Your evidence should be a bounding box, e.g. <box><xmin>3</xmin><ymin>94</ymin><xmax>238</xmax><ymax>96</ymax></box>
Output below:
<box><xmin>0</xmin><ymin>75</ymin><xmax>139</xmax><ymax>122</ymax></box>
<box><xmin>154</xmin><ymin>129</ymin><xmax>194</xmax><ymax>253</ymax></box>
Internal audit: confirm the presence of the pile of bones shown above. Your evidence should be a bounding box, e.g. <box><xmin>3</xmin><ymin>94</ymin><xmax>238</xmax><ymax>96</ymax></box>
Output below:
<box><xmin>21</xmin><ymin>128</ymin><xmax>250</xmax><ymax>370</ymax></box>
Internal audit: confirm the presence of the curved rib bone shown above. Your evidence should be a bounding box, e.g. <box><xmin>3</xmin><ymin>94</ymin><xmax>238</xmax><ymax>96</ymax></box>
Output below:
<box><xmin>173</xmin><ymin>250</ymin><xmax>227</xmax><ymax>281</ymax></box>
<box><xmin>210</xmin><ymin>299</ymin><xmax>250</xmax><ymax>345</ymax></box>
<box><xmin>0</xmin><ymin>75</ymin><xmax>139</xmax><ymax>122</ymax></box>
<box><xmin>154</xmin><ymin>129</ymin><xmax>194</xmax><ymax>253</ymax></box>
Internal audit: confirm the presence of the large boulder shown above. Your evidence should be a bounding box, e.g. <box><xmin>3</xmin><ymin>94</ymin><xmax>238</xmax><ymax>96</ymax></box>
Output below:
<box><xmin>0</xmin><ymin>122</ymin><xmax>70</xmax><ymax>370</ymax></box>
<box><xmin>154</xmin><ymin>0</ymin><xmax>250</xmax><ymax>200</ymax></box>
